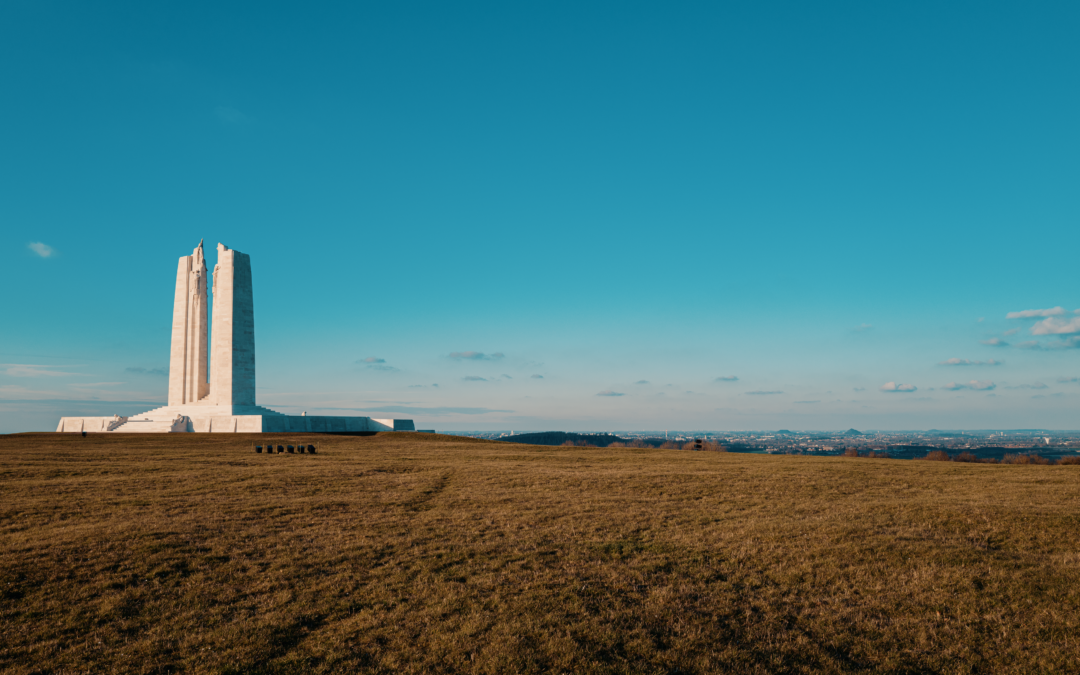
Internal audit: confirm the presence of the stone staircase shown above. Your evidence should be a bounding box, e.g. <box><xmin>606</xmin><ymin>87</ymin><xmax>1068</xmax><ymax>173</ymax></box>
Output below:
<box><xmin>133</xmin><ymin>405</ymin><xmax>172</xmax><ymax>418</ymax></box>
<box><xmin>129</xmin><ymin>404</ymin><xmax>286</xmax><ymax>420</ymax></box>
<box><xmin>111</xmin><ymin>418</ymin><xmax>186</xmax><ymax>433</ymax></box>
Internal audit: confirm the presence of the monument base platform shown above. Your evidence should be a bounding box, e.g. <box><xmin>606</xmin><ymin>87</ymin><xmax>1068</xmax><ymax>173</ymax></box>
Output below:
<box><xmin>56</xmin><ymin>404</ymin><xmax>415</xmax><ymax>434</ymax></box>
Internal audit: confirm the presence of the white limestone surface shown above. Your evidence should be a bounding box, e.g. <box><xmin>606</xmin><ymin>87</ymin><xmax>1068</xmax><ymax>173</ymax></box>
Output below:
<box><xmin>56</xmin><ymin>240</ymin><xmax>418</xmax><ymax>434</ymax></box>
<box><xmin>168</xmin><ymin>241</ymin><xmax>209</xmax><ymax>405</ymax></box>
<box><xmin>374</xmin><ymin>418</ymin><xmax>417</xmax><ymax>431</ymax></box>
<box><xmin>56</xmin><ymin>411</ymin><xmax>409</xmax><ymax>433</ymax></box>
<box><xmin>208</xmin><ymin>244</ymin><xmax>256</xmax><ymax>406</ymax></box>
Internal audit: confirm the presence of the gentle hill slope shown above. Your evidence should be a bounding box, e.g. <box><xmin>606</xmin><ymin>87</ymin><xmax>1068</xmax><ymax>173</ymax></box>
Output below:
<box><xmin>1</xmin><ymin>432</ymin><xmax>1078</xmax><ymax>673</ymax></box>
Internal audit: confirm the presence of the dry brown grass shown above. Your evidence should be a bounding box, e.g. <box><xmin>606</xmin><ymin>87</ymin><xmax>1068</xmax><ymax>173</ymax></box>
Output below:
<box><xmin>1</xmin><ymin>432</ymin><xmax>1079</xmax><ymax>674</ymax></box>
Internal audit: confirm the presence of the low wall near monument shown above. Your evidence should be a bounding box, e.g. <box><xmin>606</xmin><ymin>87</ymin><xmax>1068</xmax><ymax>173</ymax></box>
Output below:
<box><xmin>260</xmin><ymin>415</ymin><xmax>414</xmax><ymax>433</ymax></box>
<box><xmin>56</xmin><ymin>415</ymin><xmax>415</xmax><ymax>433</ymax></box>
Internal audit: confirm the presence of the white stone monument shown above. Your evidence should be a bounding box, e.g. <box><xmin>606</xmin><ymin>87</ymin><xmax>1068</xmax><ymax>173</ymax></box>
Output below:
<box><xmin>57</xmin><ymin>241</ymin><xmax>415</xmax><ymax>433</ymax></box>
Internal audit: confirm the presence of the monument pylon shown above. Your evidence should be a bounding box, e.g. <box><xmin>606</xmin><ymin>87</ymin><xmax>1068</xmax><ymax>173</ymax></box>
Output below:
<box><xmin>168</xmin><ymin>240</ymin><xmax>210</xmax><ymax>405</ymax></box>
<box><xmin>208</xmin><ymin>243</ymin><xmax>256</xmax><ymax>406</ymax></box>
<box><xmin>56</xmin><ymin>241</ymin><xmax>416</xmax><ymax>433</ymax></box>
<box><xmin>168</xmin><ymin>241</ymin><xmax>256</xmax><ymax>407</ymax></box>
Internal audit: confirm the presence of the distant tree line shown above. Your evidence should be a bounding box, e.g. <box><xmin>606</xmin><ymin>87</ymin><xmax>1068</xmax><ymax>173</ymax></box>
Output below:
<box><xmin>499</xmin><ymin>432</ymin><xmax>730</xmax><ymax>451</ymax></box>
<box><xmin>500</xmin><ymin>432</ymin><xmax>625</xmax><ymax>447</ymax></box>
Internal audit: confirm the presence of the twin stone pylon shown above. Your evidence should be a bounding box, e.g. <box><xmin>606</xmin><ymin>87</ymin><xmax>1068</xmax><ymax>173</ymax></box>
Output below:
<box><xmin>168</xmin><ymin>241</ymin><xmax>255</xmax><ymax>407</ymax></box>
<box><xmin>55</xmin><ymin>240</ymin><xmax>416</xmax><ymax>432</ymax></box>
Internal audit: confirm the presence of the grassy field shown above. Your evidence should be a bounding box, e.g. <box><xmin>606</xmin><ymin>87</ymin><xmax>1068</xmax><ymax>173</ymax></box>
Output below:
<box><xmin>1</xmin><ymin>432</ymin><xmax>1078</xmax><ymax>674</ymax></box>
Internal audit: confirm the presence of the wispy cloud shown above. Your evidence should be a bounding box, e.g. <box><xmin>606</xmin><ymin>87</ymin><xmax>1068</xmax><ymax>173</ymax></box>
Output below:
<box><xmin>746</xmin><ymin>390</ymin><xmax>783</xmax><ymax>395</ymax></box>
<box><xmin>852</xmin><ymin>324</ymin><xmax>873</xmax><ymax>332</ymax></box>
<box><xmin>942</xmin><ymin>380</ymin><xmax>996</xmax><ymax>391</ymax></box>
<box><xmin>634</xmin><ymin>380</ymin><xmax>649</xmax><ymax>385</ymax></box>
<box><xmin>531</xmin><ymin>374</ymin><xmax>544</xmax><ymax>379</ymax></box>
<box><xmin>981</xmin><ymin>338</ymin><xmax>1009</xmax><ymax>347</ymax></box>
<box><xmin>27</xmin><ymin>242</ymin><xmax>55</xmax><ymax>258</ymax></box>
<box><xmin>463</xmin><ymin>376</ymin><xmax>487</xmax><ymax>381</ymax></box>
<box><xmin>448</xmin><ymin>351</ymin><xmax>504</xmax><ymax>361</ymax></box>
<box><xmin>794</xmin><ymin>400</ymin><xmax>820</xmax><ymax>404</ymax></box>
<box><xmin>715</xmin><ymin>376</ymin><xmax>739</xmax><ymax>382</ymax></box>
<box><xmin>125</xmin><ymin>367</ymin><xmax>167</xmax><ymax>377</ymax></box>
<box><xmin>938</xmin><ymin>358</ymin><xmax>1003</xmax><ymax>366</ymax></box>
<box><xmin>1006</xmin><ymin>307</ymin><xmax>1066</xmax><ymax>319</ymax></box>
<box><xmin>1003</xmin><ymin>328</ymin><xmax>1019</xmax><ymax>336</ymax></box>
<box><xmin>597</xmin><ymin>390</ymin><xmax>624</xmax><ymax>397</ymax></box>
<box><xmin>357</xmin><ymin>357</ymin><xmax>398</xmax><ymax>372</ymax></box>
<box><xmin>879</xmin><ymin>382</ymin><xmax>917</xmax><ymax>393</ymax></box>
<box><xmin>1004</xmin><ymin>382</ymin><xmax>1048</xmax><ymax>390</ymax></box>
<box><xmin>1058</xmin><ymin>377</ymin><xmax>1079</xmax><ymax>383</ymax></box>
<box><xmin>354</xmin><ymin>405</ymin><xmax>512</xmax><ymax>416</ymax></box>
<box><xmin>2</xmin><ymin>363</ymin><xmax>83</xmax><ymax>377</ymax></box>
<box><xmin>1015</xmin><ymin>337</ymin><xmax>1080</xmax><ymax>350</ymax></box>
<box><xmin>1031</xmin><ymin>317</ymin><xmax>1080</xmax><ymax>335</ymax></box>
<box><xmin>853</xmin><ymin>387</ymin><xmax>866</xmax><ymax>392</ymax></box>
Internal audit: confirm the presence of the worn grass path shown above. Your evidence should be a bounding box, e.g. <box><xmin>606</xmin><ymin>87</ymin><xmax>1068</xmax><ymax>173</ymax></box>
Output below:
<box><xmin>1</xmin><ymin>432</ymin><xmax>1078</xmax><ymax>673</ymax></box>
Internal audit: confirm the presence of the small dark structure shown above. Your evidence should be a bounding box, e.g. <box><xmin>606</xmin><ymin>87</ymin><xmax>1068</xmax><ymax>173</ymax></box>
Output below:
<box><xmin>254</xmin><ymin>442</ymin><xmax>317</xmax><ymax>455</ymax></box>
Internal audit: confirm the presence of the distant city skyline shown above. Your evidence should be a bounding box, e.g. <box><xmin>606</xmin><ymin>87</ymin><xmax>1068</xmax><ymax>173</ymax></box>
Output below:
<box><xmin>2</xmin><ymin>2</ymin><xmax>1078</xmax><ymax>432</ymax></box>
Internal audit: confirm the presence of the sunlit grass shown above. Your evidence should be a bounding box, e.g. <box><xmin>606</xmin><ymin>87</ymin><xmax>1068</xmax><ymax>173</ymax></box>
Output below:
<box><xmin>1</xmin><ymin>432</ymin><xmax>1078</xmax><ymax>673</ymax></box>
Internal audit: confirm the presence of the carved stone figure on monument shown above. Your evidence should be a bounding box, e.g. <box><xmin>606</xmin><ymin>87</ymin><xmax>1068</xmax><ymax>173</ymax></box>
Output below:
<box><xmin>169</xmin><ymin>240</ymin><xmax>210</xmax><ymax>406</ymax></box>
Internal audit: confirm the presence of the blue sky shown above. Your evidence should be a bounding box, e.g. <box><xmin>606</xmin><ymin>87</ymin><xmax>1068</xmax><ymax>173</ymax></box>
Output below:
<box><xmin>3</xmin><ymin>1</ymin><xmax>1079</xmax><ymax>432</ymax></box>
